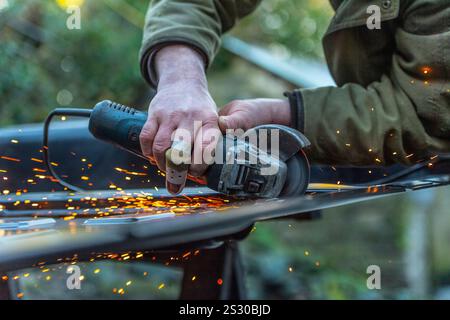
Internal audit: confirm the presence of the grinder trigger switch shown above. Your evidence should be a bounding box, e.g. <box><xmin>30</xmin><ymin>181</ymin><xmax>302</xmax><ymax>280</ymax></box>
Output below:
<box><xmin>128</xmin><ymin>126</ymin><xmax>140</xmax><ymax>143</ymax></box>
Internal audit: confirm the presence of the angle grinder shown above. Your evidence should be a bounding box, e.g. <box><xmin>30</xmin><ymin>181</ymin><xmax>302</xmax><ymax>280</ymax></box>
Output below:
<box><xmin>43</xmin><ymin>100</ymin><xmax>311</xmax><ymax>198</ymax></box>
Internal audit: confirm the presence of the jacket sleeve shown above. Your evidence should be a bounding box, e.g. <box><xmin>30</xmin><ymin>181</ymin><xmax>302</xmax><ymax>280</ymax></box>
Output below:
<box><xmin>292</xmin><ymin>7</ymin><xmax>450</xmax><ymax>166</ymax></box>
<box><xmin>139</xmin><ymin>0</ymin><xmax>261</xmax><ymax>88</ymax></box>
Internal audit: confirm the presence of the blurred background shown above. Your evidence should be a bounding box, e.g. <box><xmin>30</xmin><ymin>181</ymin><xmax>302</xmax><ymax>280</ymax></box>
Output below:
<box><xmin>1</xmin><ymin>0</ymin><xmax>449</xmax><ymax>299</ymax></box>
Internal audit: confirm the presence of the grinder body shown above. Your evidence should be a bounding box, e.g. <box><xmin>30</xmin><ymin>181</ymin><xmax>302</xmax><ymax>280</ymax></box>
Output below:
<box><xmin>88</xmin><ymin>101</ymin><xmax>147</xmax><ymax>159</ymax></box>
<box><xmin>88</xmin><ymin>100</ymin><xmax>310</xmax><ymax>198</ymax></box>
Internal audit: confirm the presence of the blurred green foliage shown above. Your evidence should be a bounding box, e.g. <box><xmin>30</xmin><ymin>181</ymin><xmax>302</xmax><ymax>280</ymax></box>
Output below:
<box><xmin>0</xmin><ymin>0</ymin><xmax>332</xmax><ymax>126</ymax></box>
<box><xmin>0</xmin><ymin>0</ymin><xmax>148</xmax><ymax>126</ymax></box>
<box><xmin>231</xmin><ymin>0</ymin><xmax>332</xmax><ymax>59</ymax></box>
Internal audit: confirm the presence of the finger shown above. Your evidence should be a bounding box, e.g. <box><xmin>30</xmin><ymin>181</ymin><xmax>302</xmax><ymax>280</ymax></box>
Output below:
<box><xmin>152</xmin><ymin>122</ymin><xmax>177</xmax><ymax>172</ymax></box>
<box><xmin>165</xmin><ymin>126</ymin><xmax>194</xmax><ymax>193</ymax></box>
<box><xmin>165</xmin><ymin>122</ymin><xmax>199</xmax><ymax>193</ymax></box>
<box><xmin>218</xmin><ymin>112</ymin><xmax>250</xmax><ymax>132</ymax></box>
<box><xmin>140</xmin><ymin>118</ymin><xmax>158</xmax><ymax>159</ymax></box>
<box><xmin>218</xmin><ymin>115</ymin><xmax>229</xmax><ymax>133</ymax></box>
<box><xmin>171</xmin><ymin>124</ymin><xmax>195</xmax><ymax>152</ymax></box>
<box><xmin>165</xmin><ymin>146</ymin><xmax>190</xmax><ymax>195</ymax></box>
<box><xmin>190</xmin><ymin>121</ymin><xmax>222</xmax><ymax>177</ymax></box>
<box><xmin>218</xmin><ymin>100</ymin><xmax>239</xmax><ymax>116</ymax></box>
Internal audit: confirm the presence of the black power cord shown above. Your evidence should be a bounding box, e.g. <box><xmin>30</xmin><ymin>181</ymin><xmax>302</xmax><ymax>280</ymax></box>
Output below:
<box><xmin>43</xmin><ymin>108</ymin><xmax>92</xmax><ymax>192</ymax></box>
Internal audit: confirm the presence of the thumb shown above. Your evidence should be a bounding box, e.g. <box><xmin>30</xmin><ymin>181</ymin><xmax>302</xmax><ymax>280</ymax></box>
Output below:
<box><xmin>218</xmin><ymin>116</ymin><xmax>231</xmax><ymax>133</ymax></box>
<box><xmin>219</xmin><ymin>114</ymin><xmax>248</xmax><ymax>133</ymax></box>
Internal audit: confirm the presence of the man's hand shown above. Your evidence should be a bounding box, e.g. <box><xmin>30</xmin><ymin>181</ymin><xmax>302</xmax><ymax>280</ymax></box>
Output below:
<box><xmin>140</xmin><ymin>45</ymin><xmax>220</xmax><ymax>180</ymax></box>
<box><xmin>218</xmin><ymin>98</ymin><xmax>291</xmax><ymax>132</ymax></box>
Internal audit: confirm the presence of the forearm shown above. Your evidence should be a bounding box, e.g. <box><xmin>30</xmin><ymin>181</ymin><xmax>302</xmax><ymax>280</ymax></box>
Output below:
<box><xmin>140</xmin><ymin>0</ymin><xmax>262</xmax><ymax>88</ymax></box>
<box><xmin>260</xmin><ymin>99</ymin><xmax>291</xmax><ymax>127</ymax></box>
<box><xmin>293</xmin><ymin>76</ymin><xmax>450</xmax><ymax>166</ymax></box>
<box><xmin>154</xmin><ymin>45</ymin><xmax>207</xmax><ymax>89</ymax></box>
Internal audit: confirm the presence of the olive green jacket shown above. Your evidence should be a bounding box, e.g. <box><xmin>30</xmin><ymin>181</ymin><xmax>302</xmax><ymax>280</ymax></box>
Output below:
<box><xmin>140</xmin><ymin>0</ymin><xmax>450</xmax><ymax>165</ymax></box>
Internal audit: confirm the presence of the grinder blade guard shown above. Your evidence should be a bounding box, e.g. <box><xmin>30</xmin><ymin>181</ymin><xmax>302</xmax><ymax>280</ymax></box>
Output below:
<box><xmin>43</xmin><ymin>100</ymin><xmax>311</xmax><ymax>198</ymax></box>
<box><xmin>205</xmin><ymin>125</ymin><xmax>311</xmax><ymax>198</ymax></box>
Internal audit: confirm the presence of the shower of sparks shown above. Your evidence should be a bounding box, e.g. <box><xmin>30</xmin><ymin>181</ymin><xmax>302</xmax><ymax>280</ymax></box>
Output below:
<box><xmin>1</xmin><ymin>137</ymin><xmax>444</xmax><ymax>298</ymax></box>
<box><xmin>1</xmin><ymin>145</ymin><xmax>240</xmax><ymax>225</ymax></box>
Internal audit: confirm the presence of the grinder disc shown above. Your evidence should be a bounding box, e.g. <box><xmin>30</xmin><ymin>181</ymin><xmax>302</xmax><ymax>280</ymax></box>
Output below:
<box><xmin>280</xmin><ymin>150</ymin><xmax>310</xmax><ymax>197</ymax></box>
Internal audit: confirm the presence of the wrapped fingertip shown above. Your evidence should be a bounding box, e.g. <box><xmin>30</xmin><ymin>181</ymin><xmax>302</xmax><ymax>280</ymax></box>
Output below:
<box><xmin>165</xmin><ymin>166</ymin><xmax>188</xmax><ymax>195</ymax></box>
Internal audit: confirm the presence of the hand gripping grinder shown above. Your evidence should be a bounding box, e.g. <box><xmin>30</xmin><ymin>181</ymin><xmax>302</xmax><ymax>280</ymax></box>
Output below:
<box><xmin>43</xmin><ymin>100</ymin><xmax>311</xmax><ymax>198</ymax></box>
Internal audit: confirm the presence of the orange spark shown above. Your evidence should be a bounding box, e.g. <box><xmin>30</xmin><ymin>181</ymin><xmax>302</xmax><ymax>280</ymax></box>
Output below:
<box><xmin>114</xmin><ymin>167</ymin><xmax>147</xmax><ymax>176</ymax></box>
<box><xmin>1</xmin><ymin>156</ymin><xmax>20</xmax><ymax>162</ymax></box>
<box><xmin>421</xmin><ymin>66</ymin><xmax>432</xmax><ymax>75</ymax></box>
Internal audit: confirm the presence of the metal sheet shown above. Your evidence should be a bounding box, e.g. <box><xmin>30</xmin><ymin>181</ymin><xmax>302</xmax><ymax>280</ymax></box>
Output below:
<box><xmin>1</xmin><ymin>180</ymin><xmax>448</xmax><ymax>273</ymax></box>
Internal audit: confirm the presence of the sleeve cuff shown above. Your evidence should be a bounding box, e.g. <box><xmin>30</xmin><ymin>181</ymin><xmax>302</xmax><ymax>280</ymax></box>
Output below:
<box><xmin>284</xmin><ymin>90</ymin><xmax>305</xmax><ymax>133</ymax></box>
<box><xmin>139</xmin><ymin>40</ymin><xmax>209</xmax><ymax>89</ymax></box>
